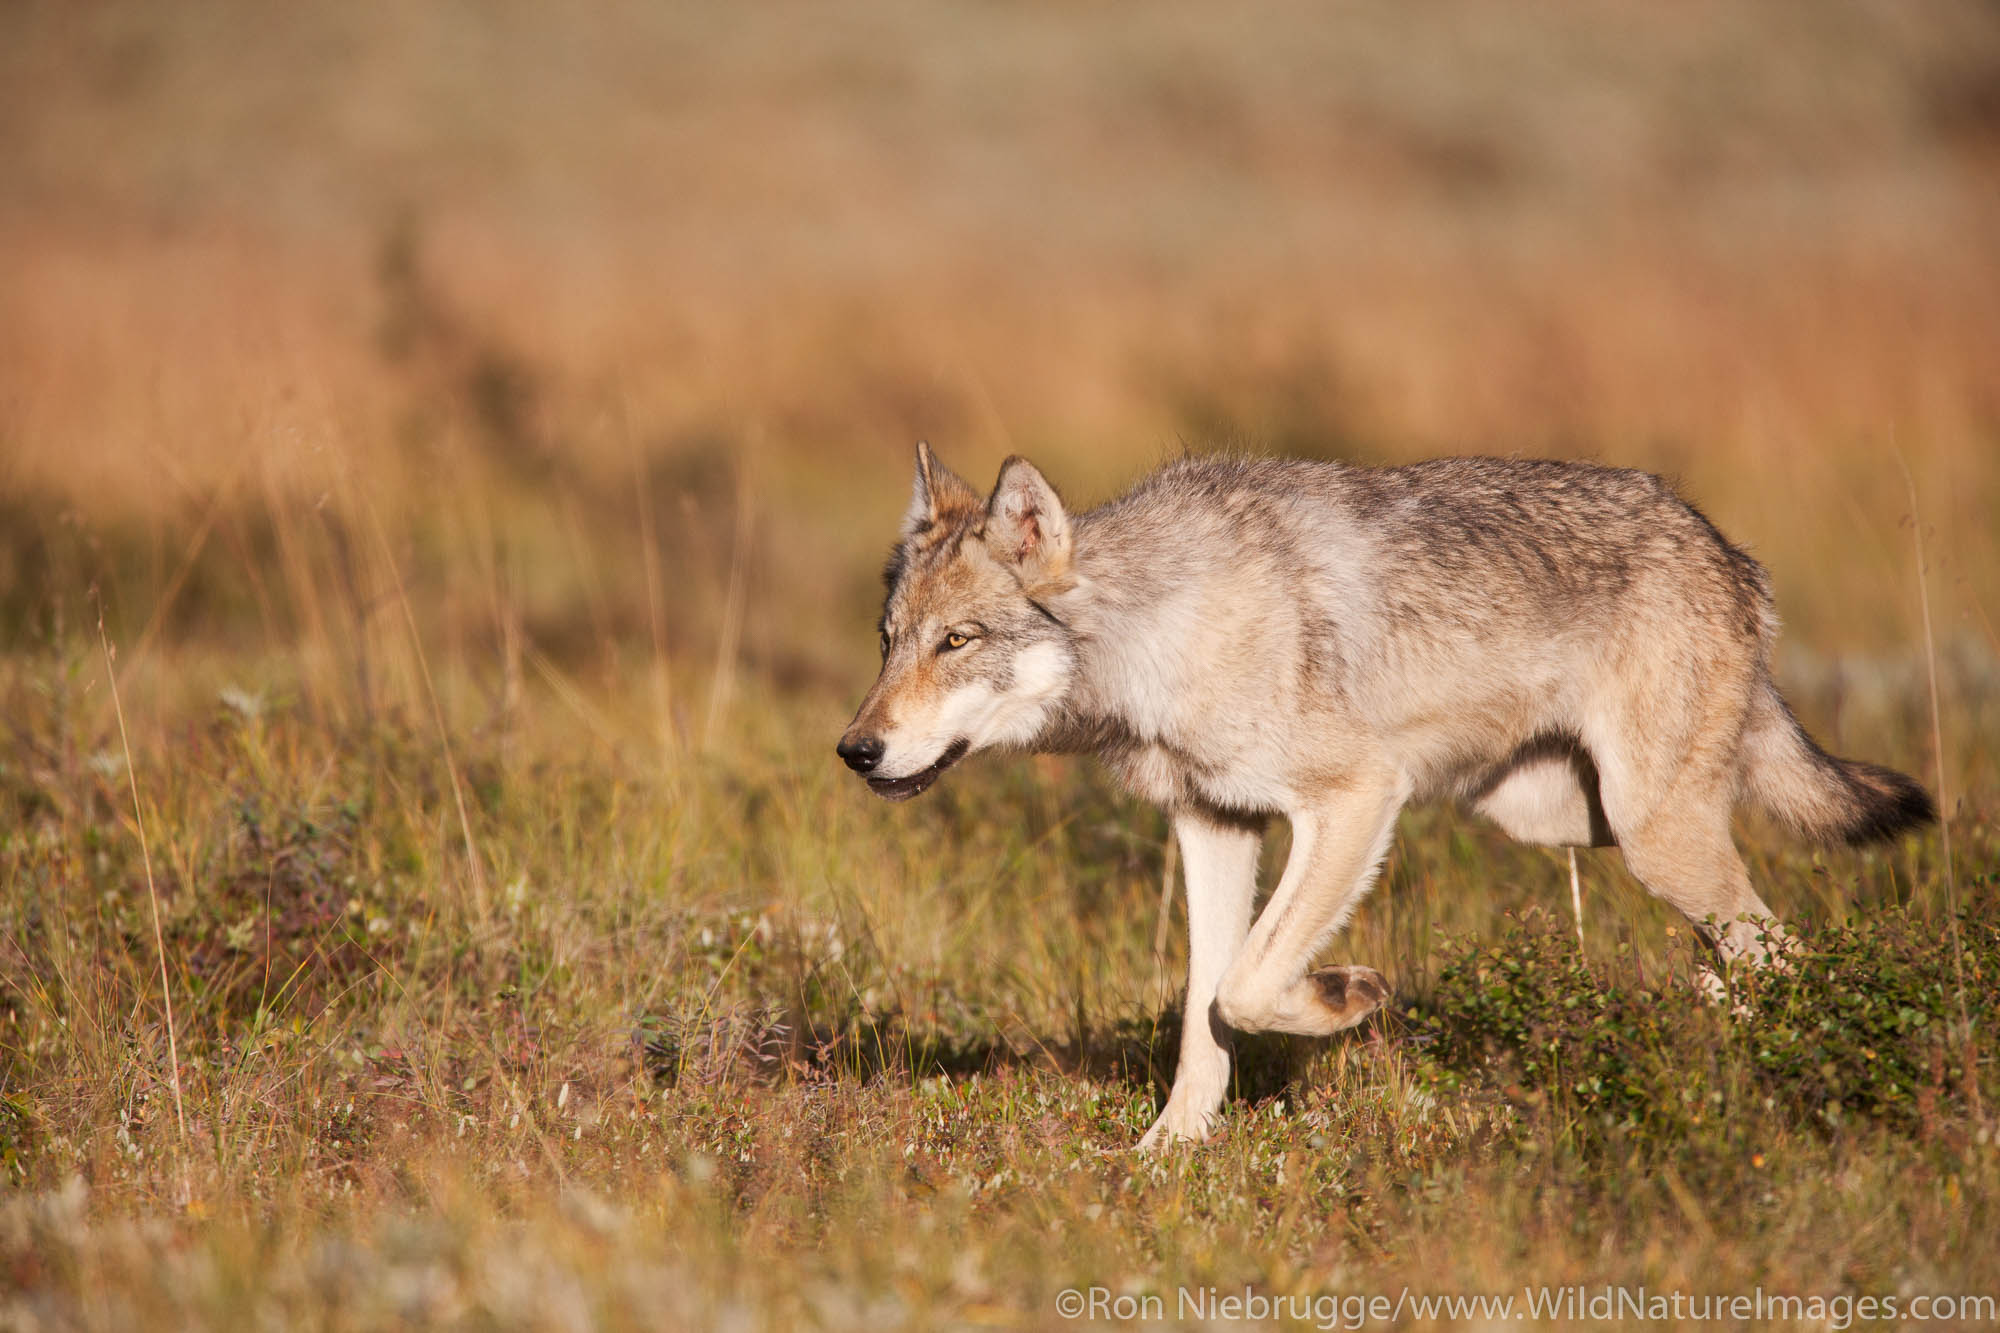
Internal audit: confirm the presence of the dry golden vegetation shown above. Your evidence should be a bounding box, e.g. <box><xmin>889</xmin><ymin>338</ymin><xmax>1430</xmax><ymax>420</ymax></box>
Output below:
<box><xmin>2</xmin><ymin>1</ymin><xmax>1998</xmax><ymax>1328</ymax></box>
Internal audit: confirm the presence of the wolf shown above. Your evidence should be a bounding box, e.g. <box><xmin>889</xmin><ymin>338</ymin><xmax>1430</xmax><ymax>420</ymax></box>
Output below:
<box><xmin>837</xmin><ymin>445</ymin><xmax>1934</xmax><ymax>1148</ymax></box>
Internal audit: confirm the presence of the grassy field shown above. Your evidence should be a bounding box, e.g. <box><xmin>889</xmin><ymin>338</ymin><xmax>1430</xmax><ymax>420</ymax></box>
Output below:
<box><xmin>3</xmin><ymin>1</ymin><xmax>1999</xmax><ymax>1328</ymax></box>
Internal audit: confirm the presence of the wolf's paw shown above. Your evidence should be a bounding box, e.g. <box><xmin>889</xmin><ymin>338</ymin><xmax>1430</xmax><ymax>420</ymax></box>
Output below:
<box><xmin>1307</xmin><ymin>964</ymin><xmax>1390</xmax><ymax>1031</ymax></box>
<box><xmin>1137</xmin><ymin>1103</ymin><xmax>1218</xmax><ymax>1152</ymax></box>
<box><xmin>1695</xmin><ymin>966</ymin><xmax>1755</xmax><ymax>1018</ymax></box>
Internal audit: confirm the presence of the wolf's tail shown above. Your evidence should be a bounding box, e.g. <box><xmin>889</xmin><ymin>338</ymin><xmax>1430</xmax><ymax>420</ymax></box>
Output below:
<box><xmin>1741</xmin><ymin>679</ymin><xmax>1935</xmax><ymax>846</ymax></box>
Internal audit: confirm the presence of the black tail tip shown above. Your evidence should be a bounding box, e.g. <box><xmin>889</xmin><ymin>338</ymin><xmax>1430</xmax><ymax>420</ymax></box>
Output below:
<box><xmin>1843</xmin><ymin>764</ymin><xmax>1938</xmax><ymax>846</ymax></box>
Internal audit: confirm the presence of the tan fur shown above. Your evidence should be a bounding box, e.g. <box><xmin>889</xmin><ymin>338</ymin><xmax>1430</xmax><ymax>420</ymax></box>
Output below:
<box><xmin>838</xmin><ymin>449</ymin><xmax>1935</xmax><ymax>1147</ymax></box>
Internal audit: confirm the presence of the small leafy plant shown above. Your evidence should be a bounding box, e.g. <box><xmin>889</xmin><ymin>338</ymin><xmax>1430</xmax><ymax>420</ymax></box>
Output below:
<box><xmin>1410</xmin><ymin>889</ymin><xmax>1996</xmax><ymax>1153</ymax></box>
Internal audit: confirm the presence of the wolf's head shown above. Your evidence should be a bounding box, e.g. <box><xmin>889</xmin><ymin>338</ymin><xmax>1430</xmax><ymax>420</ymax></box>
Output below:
<box><xmin>837</xmin><ymin>444</ymin><xmax>1078</xmax><ymax>800</ymax></box>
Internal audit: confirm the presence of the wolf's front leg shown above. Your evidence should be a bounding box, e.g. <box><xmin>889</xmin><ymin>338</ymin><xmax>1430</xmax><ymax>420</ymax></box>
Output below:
<box><xmin>1213</xmin><ymin>772</ymin><xmax>1405</xmax><ymax>1038</ymax></box>
<box><xmin>1138</xmin><ymin>809</ymin><xmax>1260</xmax><ymax>1151</ymax></box>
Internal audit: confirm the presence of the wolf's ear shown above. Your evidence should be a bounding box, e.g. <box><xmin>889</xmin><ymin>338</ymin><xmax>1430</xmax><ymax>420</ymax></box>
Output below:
<box><xmin>983</xmin><ymin>455</ymin><xmax>1071</xmax><ymax>580</ymax></box>
<box><xmin>903</xmin><ymin>441</ymin><xmax>977</xmax><ymax>538</ymax></box>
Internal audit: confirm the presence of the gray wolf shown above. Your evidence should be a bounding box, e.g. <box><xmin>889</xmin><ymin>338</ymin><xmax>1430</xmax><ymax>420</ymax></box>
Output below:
<box><xmin>837</xmin><ymin>446</ymin><xmax>1934</xmax><ymax>1148</ymax></box>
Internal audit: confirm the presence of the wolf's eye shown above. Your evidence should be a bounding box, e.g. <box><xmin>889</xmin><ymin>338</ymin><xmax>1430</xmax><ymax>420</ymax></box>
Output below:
<box><xmin>941</xmin><ymin>632</ymin><xmax>970</xmax><ymax>652</ymax></box>
<box><xmin>879</xmin><ymin>631</ymin><xmax>891</xmax><ymax>657</ymax></box>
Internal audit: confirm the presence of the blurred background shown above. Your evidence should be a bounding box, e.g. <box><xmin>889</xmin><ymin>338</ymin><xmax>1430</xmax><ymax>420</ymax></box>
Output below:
<box><xmin>2</xmin><ymin>0</ymin><xmax>1997</xmax><ymax>769</ymax></box>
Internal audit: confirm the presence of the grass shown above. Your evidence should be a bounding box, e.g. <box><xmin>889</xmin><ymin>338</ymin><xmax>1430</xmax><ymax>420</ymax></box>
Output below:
<box><xmin>0</xmin><ymin>667</ymin><xmax>1993</xmax><ymax>1328</ymax></box>
<box><xmin>3</xmin><ymin>0</ymin><xmax>1999</xmax><ymax>1327</ymax></box>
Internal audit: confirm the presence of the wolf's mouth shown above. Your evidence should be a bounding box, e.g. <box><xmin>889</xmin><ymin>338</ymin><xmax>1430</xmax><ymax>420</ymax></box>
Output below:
<box><xmin>865</xmin><ymin>739</ymin><xmax>970</xmax><ymax>802</ymax></box>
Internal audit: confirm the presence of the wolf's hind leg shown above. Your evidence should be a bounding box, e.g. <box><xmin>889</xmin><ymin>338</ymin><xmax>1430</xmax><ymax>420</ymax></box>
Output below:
<box><xmin>1138</xmin><ymin>808</ymin><xmax>1261</xmax><ymax>1150</ymax></box>
<box><xmin>1212</xmin><ymin>769</ymin><xmax>1405</xmax><ymax>1038</ymax></box>
<box><xmin>1608</xmin><ymin>771</ymin><xmax>1790</xmax><ymax>974</ymax></box>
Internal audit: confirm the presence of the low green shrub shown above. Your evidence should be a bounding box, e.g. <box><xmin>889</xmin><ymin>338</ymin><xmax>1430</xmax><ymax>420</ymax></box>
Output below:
<box><xmin>1410</xmin><ymin>885</ymin><xmax>1996</xmax><ymax>1152</ymax></box>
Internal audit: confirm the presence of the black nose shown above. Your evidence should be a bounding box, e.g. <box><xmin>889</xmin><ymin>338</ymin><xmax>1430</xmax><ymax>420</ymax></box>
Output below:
<box><xmin>837</xmin><ymin>735</ymin><xmax>884</xmax><ymax>773</ymax></box>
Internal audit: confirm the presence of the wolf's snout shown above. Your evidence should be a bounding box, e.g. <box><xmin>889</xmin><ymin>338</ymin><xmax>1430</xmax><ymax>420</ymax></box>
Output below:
<box><xmin>837</xmin><ymin>734</ymin><xmax>885</xmax><ymax>773</ymax></box>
